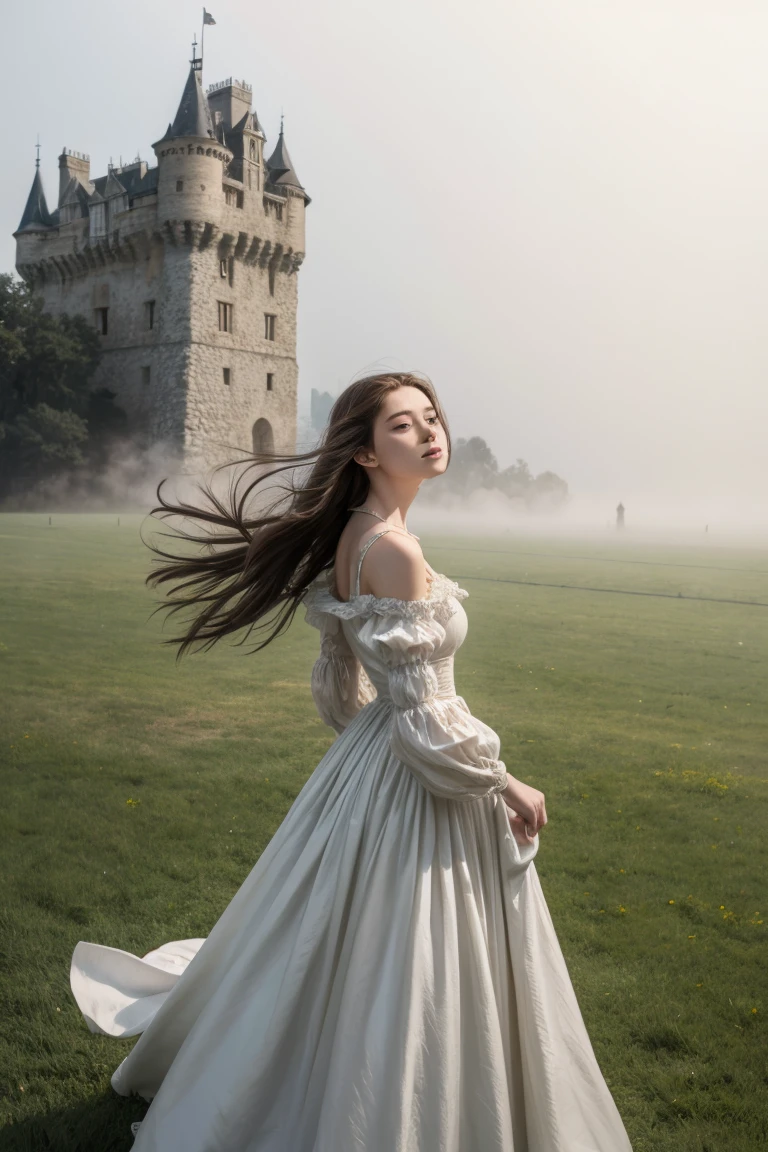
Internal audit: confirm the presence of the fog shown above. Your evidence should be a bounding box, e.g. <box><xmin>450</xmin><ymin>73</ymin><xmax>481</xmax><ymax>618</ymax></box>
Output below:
<box><xmin>10</xmin><ymin>433</ymin><xmax>765</xmax><ymax>554</ymax></box>
<box><xmin>2</xmin><ymin>0</ymin><xmax>766</xmax><ymax>535</ymax></box>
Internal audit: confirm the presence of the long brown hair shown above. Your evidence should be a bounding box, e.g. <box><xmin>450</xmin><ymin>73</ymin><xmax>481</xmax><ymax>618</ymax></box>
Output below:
<box><xmin>142</xmin><ymin>371</ymin><xmax>451</xmax><ymax>660</ymax></box>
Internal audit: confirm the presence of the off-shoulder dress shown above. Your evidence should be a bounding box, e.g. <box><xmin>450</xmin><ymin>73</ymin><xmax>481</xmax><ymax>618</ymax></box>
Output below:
<box><xmin>69</xmin><ymin>532</ymin><xmax>632</xmax><ymax>1151</ymax></box>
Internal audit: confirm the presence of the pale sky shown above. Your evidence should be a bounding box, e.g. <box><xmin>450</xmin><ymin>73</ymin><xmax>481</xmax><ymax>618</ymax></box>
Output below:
<box><xmin>3</xmin><ymin>1</ymin><xmax>767</xmax><ymax>527</ymax></box>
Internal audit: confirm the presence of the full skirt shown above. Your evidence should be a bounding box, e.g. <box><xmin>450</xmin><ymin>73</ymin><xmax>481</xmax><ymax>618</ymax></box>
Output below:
<box><xmin>70</xmin><ymin>698</ymin><xmax>631</xmax><ymax>1152</ymax></box>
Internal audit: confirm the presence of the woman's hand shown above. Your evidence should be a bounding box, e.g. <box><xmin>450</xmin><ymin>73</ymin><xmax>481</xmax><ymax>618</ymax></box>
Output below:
<box><xmin>500</xmin><ymin>774</ymin><xmax>547</xmax><ymax>844</ymax></box>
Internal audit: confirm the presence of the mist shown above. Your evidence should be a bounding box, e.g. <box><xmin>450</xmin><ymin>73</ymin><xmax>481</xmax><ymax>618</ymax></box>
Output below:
<box><xmin>2</xmin><ymin>0</ymin><xmax>766</xmax><ymax>534</ymax></box>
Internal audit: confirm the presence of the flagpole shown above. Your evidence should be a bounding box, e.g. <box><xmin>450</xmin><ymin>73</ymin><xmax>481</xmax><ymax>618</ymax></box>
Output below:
<box><xmin>201</xmin><ymin>9</ymin><xmax>205</xmax><ymax>75</ymax></box>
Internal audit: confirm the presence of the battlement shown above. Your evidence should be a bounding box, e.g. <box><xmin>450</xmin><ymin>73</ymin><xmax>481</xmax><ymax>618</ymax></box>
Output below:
<box><xmin>14</xmin><ymin>51</ymin><xmax>308</xmax><ymax>471</ymax></box>
<box><xmin>207</xmin><ymin>78</ymin><xmax>252</xmax><ymax>94</ymax></box>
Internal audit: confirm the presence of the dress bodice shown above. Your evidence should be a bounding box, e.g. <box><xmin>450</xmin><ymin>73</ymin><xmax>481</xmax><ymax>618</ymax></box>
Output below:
<box><xmin>340</xmin><ymin>582</ymin><xmax>468</xmax><ymax>701</ymax></box>
<box><xmin>303</xmin><ymin>558</ymin><xmax>509</xmax><ymax>803</ymax></box>
<box><xmin>321</xmin><ymin>526</ymin><xmax>468</xmax><ymax>701</ymax></box>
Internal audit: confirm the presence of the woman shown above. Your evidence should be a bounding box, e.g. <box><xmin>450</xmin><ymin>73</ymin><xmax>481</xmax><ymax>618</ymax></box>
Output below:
<box><xmin>70</xmin><ymin>371</ymin><xmax>633</xmax><ymax>1151</ymax></box>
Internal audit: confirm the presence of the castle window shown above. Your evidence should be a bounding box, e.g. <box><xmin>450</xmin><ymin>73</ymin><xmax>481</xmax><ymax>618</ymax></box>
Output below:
<box><xmin>218</xmin><ymin>301</ymin><xmax>233</xmax><ymax>332</ymax></box>
<box><xmin>176</xmin><ymin>180</ymin><xmax>184</xmax><ymax>192</ymax></box>
<box><xmin>266</xmin><ymin>373</ymin><xmax>274</xmax><ymax>392</ymax></box>
<box><xmin>250</xmin><ymin>140</ymin><xmax>257</xmax><ymax>161</ymax></box>
<box><xmin>223</xmin><ymin>367</ymin><xmax>231</xmax><ymax>386</ymax></box>
<box><xmin>219</xmin><ymin>259</ymin><xmax>228</xmax><ymax>278</ymax></box>
<box><xmin>268</xmin><ymin>263</ymin><xmax>276</xmax><ymax>296</ymax></box>
<box><xmin>89</xmin><ymin>201</ymin><xmax>106</xmax><ymax>237</ymax></box>
<box><xmin>141</xmin><ymin>366</ymin><xmax>151</xmax><ymax>386</ymax></box>
<box><xmin>264</xmin><ymin>313</ymin><xmax>276</xmax><ymax>341</ymax></box>
<box><xmin>224</xmin><ymin>186</ymin><xmax>244</xmax><ymax>209</ymax></box>
<box><xmin>95</xmin><ymin>307</ymin><xmax>109</xmax><ymax>335</ymax></box>
<box><xmin>145</xmin><ymin>300</ymin><xmax>155</xmax><ymax>329</ymax></box>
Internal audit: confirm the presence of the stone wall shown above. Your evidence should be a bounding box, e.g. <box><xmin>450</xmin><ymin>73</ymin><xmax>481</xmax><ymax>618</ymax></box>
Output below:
<box><xmin>15</xmin><ymin>121</ymin><xmax>306</xmax><ymax>473</ymax></box>
<box><xmin>184</xmin><ymin>241</ymin><xmax>298</xmax><ymax>466</ymax></box>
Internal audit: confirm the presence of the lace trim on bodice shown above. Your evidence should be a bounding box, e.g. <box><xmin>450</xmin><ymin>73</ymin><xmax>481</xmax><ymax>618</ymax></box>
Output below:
<box><xmin>304</xmin><ymin>569</ymin><xmax>468</xmax><ymax>630</ymax></box>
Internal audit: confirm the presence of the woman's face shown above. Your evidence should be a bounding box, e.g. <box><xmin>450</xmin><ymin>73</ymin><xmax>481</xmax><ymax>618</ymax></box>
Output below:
<box><xmin>359</xmin><ymin>385</ymin><xmax>449</xmax><ymax>481</ymax></box>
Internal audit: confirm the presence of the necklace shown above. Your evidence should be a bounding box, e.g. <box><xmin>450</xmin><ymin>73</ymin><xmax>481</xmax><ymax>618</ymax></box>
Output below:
<box><xmin>347</xmin><ymin>505</ymin><xmax>420</xmax><ymax>540</ymax></box>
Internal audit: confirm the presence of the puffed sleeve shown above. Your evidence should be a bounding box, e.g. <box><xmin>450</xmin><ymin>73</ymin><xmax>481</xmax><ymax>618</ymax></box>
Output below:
<box><xmin>305</xmin><ymin>603</ymin><xmax>377</xmax><ymax>736</ymax></box>
<box><xmin>356</xmin><ymin>608</ymin><xmax>509</xmax><ymax>801</ymax></box>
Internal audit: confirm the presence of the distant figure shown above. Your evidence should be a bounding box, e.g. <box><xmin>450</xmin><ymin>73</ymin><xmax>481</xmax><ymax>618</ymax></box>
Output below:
<box><xmin>705</xmin><ymin>524</ymin><xmax>709</xmax><ymax>534</ymax></box>
<box><xmin>616</xmin><ymin>502</ymin><xmax>625</xmax><ymax>530</ymax></box>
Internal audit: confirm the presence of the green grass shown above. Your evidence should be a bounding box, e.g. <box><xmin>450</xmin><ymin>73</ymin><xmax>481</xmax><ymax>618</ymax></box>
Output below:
<box><xmin>1</xmin><ymin>514</ymin><xmax>766</xmax><ymax>1151</ymax></box>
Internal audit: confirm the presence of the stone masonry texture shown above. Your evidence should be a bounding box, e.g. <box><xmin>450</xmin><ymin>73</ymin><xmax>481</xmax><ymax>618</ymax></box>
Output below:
<box><xmin>14</xmin><ymin>68</ymin><xmax>308</xmax><ymax>473</ymax></box>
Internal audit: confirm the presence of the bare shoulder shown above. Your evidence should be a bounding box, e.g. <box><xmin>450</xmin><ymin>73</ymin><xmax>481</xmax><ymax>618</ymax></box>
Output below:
<box><xmin>360</xmin><ymin>531</ymin><xmax>428</xmax><ymax>601</ymax></box>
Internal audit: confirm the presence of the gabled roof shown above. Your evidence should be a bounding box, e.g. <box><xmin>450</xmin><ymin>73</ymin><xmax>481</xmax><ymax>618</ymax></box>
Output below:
<box><xmin>166</xmin><ymin>65</ymin><xmax>215</xmax><ymax>140</ymax></box>
<box><xmin>58</xmin><ymin>177</ymin><xmax>91</xmax><ymax>222</ymax></box>
<box><xmin>16</xmin><ymin>167</ymin><xmax>53</xmax><ymax>233</ymax></box>
<box><xmin>60</xmin><ymin>176</ymin><xmax>91</xmax><ymax>210</ymax></box>
<box><xmin>232</xmin><ymin>109</ymin><xmax>265</xmax><ymax>139</ymax></box>
<box><xmin>103</xmin><ymin>170</ymin><xmax>128</xmax><ymax>199</ymax></box>
<box><xmin>91</xmin><ymin>165</ymin><xmax>158</xmax><ymax>200</ymax></box>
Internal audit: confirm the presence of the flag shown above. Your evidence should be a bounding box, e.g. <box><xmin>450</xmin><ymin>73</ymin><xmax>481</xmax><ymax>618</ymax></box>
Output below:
<box><xmin>203</xmin><ymin>8</ymin><xmax>216</xmax><ymax>24</ymax></box>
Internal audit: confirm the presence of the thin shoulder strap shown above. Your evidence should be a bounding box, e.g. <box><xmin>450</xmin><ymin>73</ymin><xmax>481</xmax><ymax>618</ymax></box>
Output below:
<box><xmin>354</xmin><ymin>529</ymin><xmax>391</xmax><ymax>598</ymax></box>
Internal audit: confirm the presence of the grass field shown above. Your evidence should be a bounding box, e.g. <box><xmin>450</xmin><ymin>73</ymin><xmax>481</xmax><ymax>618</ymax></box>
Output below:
<box><xmin>1</xmin><ymin>513</ymin><xmax>766</xmax><ymax>1151</ymax></box>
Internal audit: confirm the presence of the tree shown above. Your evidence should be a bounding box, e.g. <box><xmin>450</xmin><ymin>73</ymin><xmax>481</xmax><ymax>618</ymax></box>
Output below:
<box><xmin>5</xmin><ymin>403</ymin><xmax>89</xmax><ymax>471</ymax></box>
<box><xmin>527</xmin><ymin>470</ymin><xmax>569</xmax><ymax>509</ymax></box>
<box><xmin>496</xmin><ymin>458</ymin><xmax>534</xmax><ymax>500</ymax></box>
<box><xmin>442</xmin><ymin>436</ymin><xmax>499</xmax><ymax>495</ymax></box>
<box><xmin>0</xmin><ymin>274</ymin><xmax>127</xmax><ymax>501</ymax></box>
<box><xmin>422</xmin><ymin>434</ymin><xmax>569</xmax><ymax>512</ymax></box>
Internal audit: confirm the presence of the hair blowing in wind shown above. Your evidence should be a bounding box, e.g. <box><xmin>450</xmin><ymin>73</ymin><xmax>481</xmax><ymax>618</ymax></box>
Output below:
<box><xmin>141</xmin><ymin>372</ymin><xmax>452</xmax><ymax>661</ymax></box>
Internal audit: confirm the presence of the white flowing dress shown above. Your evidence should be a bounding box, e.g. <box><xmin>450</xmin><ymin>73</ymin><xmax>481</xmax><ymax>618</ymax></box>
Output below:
<box><xmin>70</xmin><ymin>535</ymin><xmax>633</xmax><ymax>1151</ymax></box>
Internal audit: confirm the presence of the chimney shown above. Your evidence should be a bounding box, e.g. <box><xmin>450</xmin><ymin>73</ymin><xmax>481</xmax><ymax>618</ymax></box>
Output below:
<box><xmin>58</xmin><ymin>148</ymin><xmax>91</xmax><ymax>206</ymax></box>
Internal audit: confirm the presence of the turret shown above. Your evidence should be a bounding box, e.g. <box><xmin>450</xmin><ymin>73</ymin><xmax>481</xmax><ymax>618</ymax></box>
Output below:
<box><xmin>16</xmin><ymin>158</ymin><xmax>53</xmax><ymax>234</ymax></box>
<box><xmin>265</xmin><ymin>118</ymin><xmax>310</xmax><ymax>254</ymax></box>
<box><xmin>153</xmin><ymin>60</ymin><xmax>232</xmax><ymax>224</ymax></box>
<box><xmin>12</xmin><ymin>39</ymin><xmax>309</xmax><ymax>473</ymax></box>
<box><xmin>265</xmin><ymin>119</ymin><xmax>309</xmax><ymax>203</ymax></box>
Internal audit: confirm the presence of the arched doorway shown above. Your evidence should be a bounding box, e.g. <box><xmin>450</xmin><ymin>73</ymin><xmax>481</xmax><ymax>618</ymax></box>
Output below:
<box><xmin>252</xmin><ymin>418</ymin><xmax>274</xmax><ymax>458</ymax></box>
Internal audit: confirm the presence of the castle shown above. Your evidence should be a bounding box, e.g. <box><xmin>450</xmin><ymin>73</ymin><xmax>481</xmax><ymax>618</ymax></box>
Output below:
<box><xmin>13</xmin><ymin>46</ymin><xmax>309</xmax><ymax>472</ymax></box>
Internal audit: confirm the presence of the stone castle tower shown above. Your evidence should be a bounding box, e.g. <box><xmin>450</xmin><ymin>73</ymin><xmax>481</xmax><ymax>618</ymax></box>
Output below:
<box><xmin>13</xmin><ymin>48</ymin><xmax>310</xmax><ymax>471</ymax></box>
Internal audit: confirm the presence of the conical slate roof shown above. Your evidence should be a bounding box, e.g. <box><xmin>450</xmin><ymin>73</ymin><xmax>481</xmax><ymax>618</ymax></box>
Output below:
<box><xmin>266</xmin><ymin>126</ymin><xmax>304</xmax><ymax>190</ymax></box>
<box><xmin>168</xmin><ymin>65</ymin><xmax>215</xmax><ymax>140</ymax></box>
<box><xmin>17</xmin><ymin>166</ymin><xmax>53</xmax><ymax>232</ymax></box>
